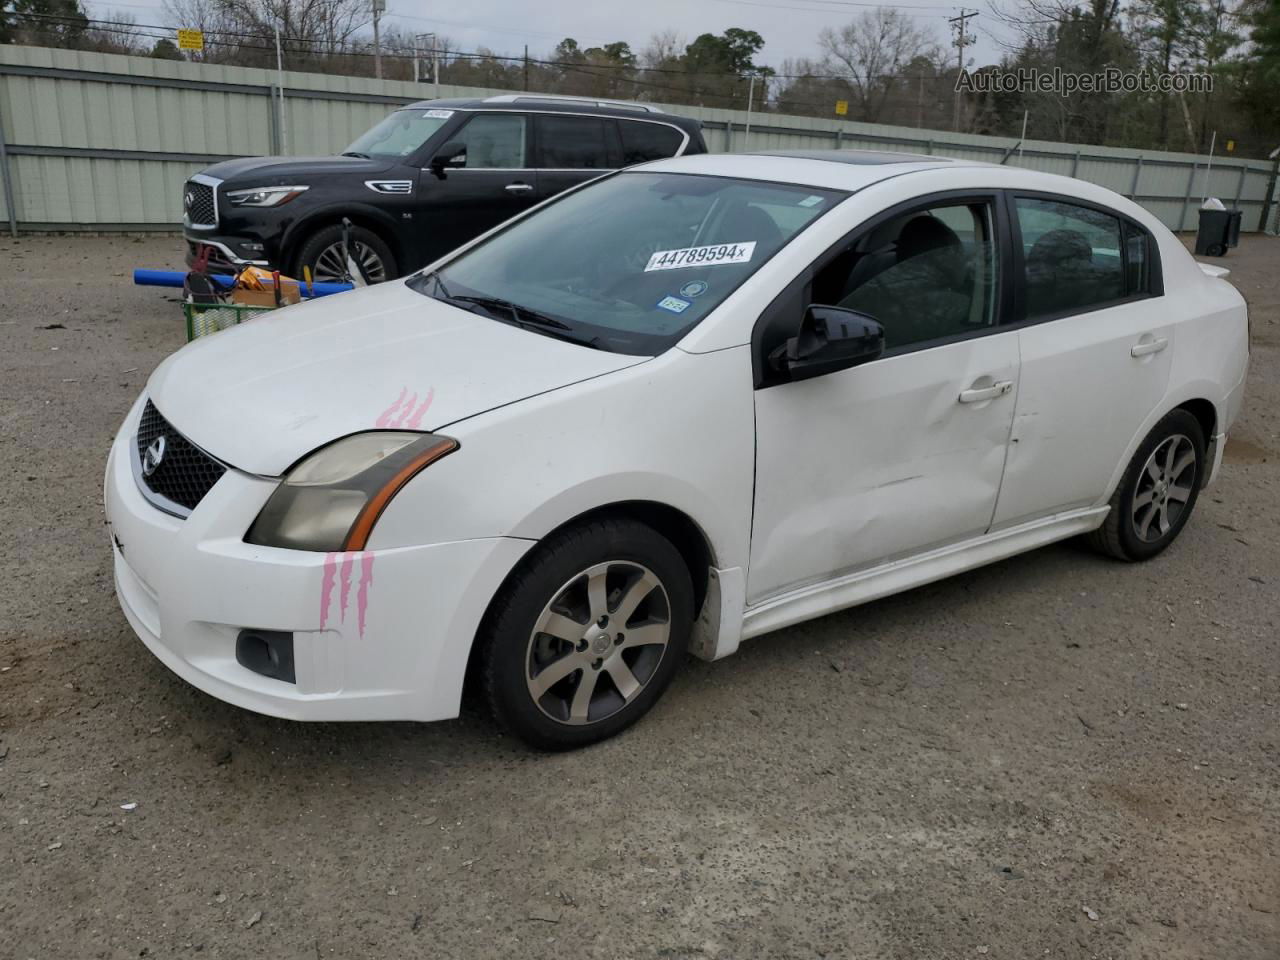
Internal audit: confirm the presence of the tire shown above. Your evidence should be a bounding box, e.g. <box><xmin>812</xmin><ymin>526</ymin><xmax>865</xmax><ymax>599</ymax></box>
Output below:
<box><xmin>1087</xmin><ymin>408</ymin><xmax>1206</xmax><ymax>561</ymax></box>
<box><xmin>292</xmin><ymin>223</ymin><xmax>397</xmax><ymax>285</ymax></box>
<box><xmin>476</xmin><ymin>518</ymin><xmax>694</xmax><ymax>750</ymax></box>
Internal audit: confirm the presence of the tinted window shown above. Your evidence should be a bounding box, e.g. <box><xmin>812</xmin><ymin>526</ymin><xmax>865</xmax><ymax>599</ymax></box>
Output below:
<box><xmin>1125</xmin><ymin>225</ymin><xmax>1150</xmax><ymax>294</ymax></box>
<box><xmin>619</xmin><ymin>121</ymin><xmax>684</xmax><ymax>164</ymax></box>
<box><xmin>538</xmin><ymin>116</ymin><xmax>611</xmax><ymax>169</ymax></box>
<box><xmin>1016</xmin><ymin>197</ymin><xmax>1126</xmax><ymax>319</ymax></box>
<box><xmin>411</xmin><ymin>172</ymin><xmax>843</xmax><ymax>356</ymax></box>
<box><xmin>454</xmin><ymin>114</ymin><xmax>527</xmax><ymax>169</ymax></box>
<box><xmin>812</xmin><ymin>200</ymin><xmax>999</xmax><ymax>351</ymax></box>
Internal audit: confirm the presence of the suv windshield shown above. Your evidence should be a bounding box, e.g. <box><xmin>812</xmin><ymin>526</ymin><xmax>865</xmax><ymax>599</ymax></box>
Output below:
<box><xmin>346</xmin><ymin>108</ymin><xmax>453</xmax><ymax>159</ymax></box>
<box><xmin>408</xmin><ymin>172</ymin><xmax>845</xmax><ymax>355</ymax></box>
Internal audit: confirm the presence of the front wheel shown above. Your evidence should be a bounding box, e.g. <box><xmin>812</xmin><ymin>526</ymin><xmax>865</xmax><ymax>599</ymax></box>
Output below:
<box><xmin>477</xmin><ymin>518</ymin><xmax>694</xmax><ymax>750</ymax></box>
<box><xmin>293</xmin><ymin>224</ymin><xmax>397</xmax><ymax>285</ymax></box>
<box><xmin>1087</xmin><ymin>408</ymin><xmax>1205</xmax><ymax>561</ymax></box>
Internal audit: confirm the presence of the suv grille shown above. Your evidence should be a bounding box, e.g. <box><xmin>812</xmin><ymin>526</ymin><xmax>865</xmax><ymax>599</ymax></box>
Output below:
<box><xmin>184</xmin><ymin>180</ymin><xmax>217</xmax><ymax>227</ymax></box>
<box><xmin>136</xmin><ymin>400</ymin><xmax>227</xmax><ymax>514</ymax></box>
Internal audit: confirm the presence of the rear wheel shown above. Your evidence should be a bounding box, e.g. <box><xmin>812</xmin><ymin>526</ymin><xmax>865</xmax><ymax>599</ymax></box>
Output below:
<box><xmin>293</xmin><ymin>224</ymin><xmax>397</xmax><ymax>285</ymax></box>
<box><xmin>477</xmin><ymin>518</ymin><xmax>693</xmax><ymax>750</ymax></box>
<box><xmin>1087</xmin><ymin>409</ymin><xmax>1205</xmax><ymax>561</ymax></box>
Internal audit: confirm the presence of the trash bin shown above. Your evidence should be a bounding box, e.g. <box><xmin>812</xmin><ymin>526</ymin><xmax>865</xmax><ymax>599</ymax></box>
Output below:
<box><xmin>1195</xmin><ymin>207</ymin><xmax>1242</xmax><ymax>257</ymax></box>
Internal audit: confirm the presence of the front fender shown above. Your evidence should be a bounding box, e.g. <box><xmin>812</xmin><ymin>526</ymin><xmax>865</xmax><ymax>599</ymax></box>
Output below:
<box><xmin>280</xmin><ymin>202</ymin><xmax>405</xmax><ymax>267</ymax></box>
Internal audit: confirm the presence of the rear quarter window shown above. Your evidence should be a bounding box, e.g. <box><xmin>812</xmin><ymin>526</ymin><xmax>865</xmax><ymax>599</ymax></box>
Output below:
<box><xmin>618</xmin><ymin>121</ymin><xmax>685</xmax><ymax>164</ymax></box>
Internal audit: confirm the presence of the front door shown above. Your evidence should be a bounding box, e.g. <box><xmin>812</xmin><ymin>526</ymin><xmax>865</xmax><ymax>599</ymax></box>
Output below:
<box><xmin>991</xmin><ymin>195</ymin><xmax>1174</xmax><ymax>528</ymax></box>
<box><xmin>749</xmin><ymin>195</ymin><xmax>1018</xmax><ymax>603</ymax></box>
<box><xmin>415</xmin><ymin>112</ymin><xmax>538</xmax><ymax>262</ymax></box>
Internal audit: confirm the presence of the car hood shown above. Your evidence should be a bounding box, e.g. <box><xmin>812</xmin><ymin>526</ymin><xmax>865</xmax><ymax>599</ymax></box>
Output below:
<box><xmin>148</xmin><ymin>282</ymin><xmax>649</xmax><ymax>476</ymax></box>
<box><xmin>199</xmin><ymin>154</ymin><xmax>397</xmax><ymax>183</ymax></box>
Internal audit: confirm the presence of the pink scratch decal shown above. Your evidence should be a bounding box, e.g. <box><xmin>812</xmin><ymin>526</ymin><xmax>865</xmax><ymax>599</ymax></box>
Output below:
<box><xmin>375</xmin><ymin>385</ymin><xmax>435</xmax><ymax>429</ymax></box>
<box><xmin>356</xmin><ymin>552</ymin><xmax>375</xmax><ymax>637</ymax></box>
<box><xmin>404</xmin><ymin>387</ymin><xmax>435</xmax><ymax>429</ymax></box>
<box><xmin>338</xmin><ymin>553</ymin><xmax>354</xmax><ymax>623</ymax></box>
<box><xmin>319</xmin><ymin>552</ymin><xmax>339</xmax><ymax>629</ymax></box>
<box><xmin>374</xmin><ymin>387</ymin><xmax>408</xmax><ymax>428</ymax></box>
<box><xmin>390</xmin><ymin>392</ymin><xmax>418</xmax><ymax>428</ymax></box>
<box><xmin>318</xmin><ymin>551</ymin><xmax>377</xmax><ymax>638</ymax></box>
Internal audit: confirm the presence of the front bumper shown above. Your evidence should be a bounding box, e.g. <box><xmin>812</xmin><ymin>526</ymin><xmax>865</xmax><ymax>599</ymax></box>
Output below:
<box><xmin>183</xmin><ymin>235</ymin><xmax>272</xmax><ymax>273</ymax></box>
<box><xmin>104</xmin><ymin>399</ymin><xmax>531</xmax><ymax>722</ymax></box>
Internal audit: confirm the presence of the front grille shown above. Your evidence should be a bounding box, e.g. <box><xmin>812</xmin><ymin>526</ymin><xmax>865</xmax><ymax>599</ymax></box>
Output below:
<box><xmin>184</xmin><ymin>180</ymin><xmax>217</xmax><ymax>227</ymax></box>
<box><xmin>136</xmin><ymin>400</ymin><xmax>226</xmax><ymax>514</ymax></box>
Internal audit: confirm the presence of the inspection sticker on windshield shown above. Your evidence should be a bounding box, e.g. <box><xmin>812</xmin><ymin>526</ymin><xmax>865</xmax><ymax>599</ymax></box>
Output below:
<box><xmin>423</xmin><ymin>109</ymin><xmax>454</xmax><ymax>119</ymax></box>
<box><xmin>644</xmin><ymin>242</ymin><xmax>756</xmax><ymax>272</ymax></box>
<box><xmin>656</xmin><ymin>295</ymin><xmax>691</xmax><ymax>314</ymax></box>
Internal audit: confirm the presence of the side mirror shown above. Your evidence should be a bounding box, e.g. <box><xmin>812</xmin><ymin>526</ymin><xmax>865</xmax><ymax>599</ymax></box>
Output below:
<box><xmin>430</xmin><ymin>141</ymin><xmax>466</xmax><ymax>178</ymax></box>
<box><xmin>768</xmin><ymin>305</ymin><xmax>884</xmax><ymax>382</ymax></box>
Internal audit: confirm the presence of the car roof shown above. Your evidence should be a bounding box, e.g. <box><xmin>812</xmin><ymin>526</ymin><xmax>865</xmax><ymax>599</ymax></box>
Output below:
<box><xmin>639</xmin><ymin>151</ymin><xmax>985</xmax><ymax>192</ymax></box>
<box><xmin>400</xmin><ymin>95</ymin><xmax>703</xmax><ymax>131</ymax></box>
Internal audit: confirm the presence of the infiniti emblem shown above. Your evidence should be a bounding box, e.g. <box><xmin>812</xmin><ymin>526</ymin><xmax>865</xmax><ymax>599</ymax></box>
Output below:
<box><xmin>184</xmin><ymin>191</ymin><xmax>193</xmax><ymax>210</ymax></box>
<box><xmin>142</xmin><ymin>435</ymin><xmax>167</xmax><ymax>477</ymax></box>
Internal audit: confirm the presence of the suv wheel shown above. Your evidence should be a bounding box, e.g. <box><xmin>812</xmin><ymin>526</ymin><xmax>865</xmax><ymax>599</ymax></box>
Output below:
<box><xmin>1087</xmin><ymin>408</ymin><xmax>1206</xmax><ymax>561</ymax></box>
<box><xmin>477</xmin><ymin>518</ymin><xmax>694</xmax><ymax>750</ymax></box>
<box><xmin>294</xmin><ymin>224</ymin><xmax>396</xmax><ymax>285</ymax></box>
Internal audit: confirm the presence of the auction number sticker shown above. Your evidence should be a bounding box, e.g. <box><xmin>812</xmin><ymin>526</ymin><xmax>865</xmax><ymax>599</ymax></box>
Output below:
<box><xmin>644</xmin><ymin>241</ymin><xmax>756</xmax><ymax>272</ymax></box>
<box><xmin>423</xmin><ymin>109</ymin><xmax>454</xmax><ymax>119</ymax></box>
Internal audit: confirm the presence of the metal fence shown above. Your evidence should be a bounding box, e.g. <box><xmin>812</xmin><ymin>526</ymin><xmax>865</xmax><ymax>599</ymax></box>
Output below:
<box><xmin>2</xmin><ymin>43</ymin><xmax>1278</xmax><ymax>236</ymax></box>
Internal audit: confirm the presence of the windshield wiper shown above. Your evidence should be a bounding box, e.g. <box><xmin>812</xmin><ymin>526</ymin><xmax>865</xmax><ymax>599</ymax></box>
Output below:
<box><xmin>413</xmin><ymin>274</ymin><xmax>604</xmax><ymax>350</ymax></box>
<box><xmin>341</xmin><ymin>150</ymin><xmax>371</xmax><ymax>159</ymax></box>
<box><xmin>449</xmin><ymin>295</ymin><xmax>573</xmax><ymax>331</ymax></box>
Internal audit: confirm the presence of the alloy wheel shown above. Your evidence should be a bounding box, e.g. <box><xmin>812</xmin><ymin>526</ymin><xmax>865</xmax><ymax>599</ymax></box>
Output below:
<box><xmin>312</xmin><ymin>240</ymin><xmax>388</xmax><ymax>284</ymax></box>
<box><xmin>1131</xmin><ymin>433</ymin><xmax>1196</xmax><ymax>543</ymax></box>
<box><xmin>525</xmin><ymin>561</ymin><xmax>672</xmax><ymax>726</ymax></box>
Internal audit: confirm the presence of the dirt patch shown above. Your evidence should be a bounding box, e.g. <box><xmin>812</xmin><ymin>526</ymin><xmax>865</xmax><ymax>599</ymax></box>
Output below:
<box><xmin>1225</xmin><ymin>436</ymin><xmax>1272</xmax><ymax>464</ymax></box>
<box><xmin>1</xmin><ymin>234</ymin><xmax>1278</xmax><ymax>959</ymax></box>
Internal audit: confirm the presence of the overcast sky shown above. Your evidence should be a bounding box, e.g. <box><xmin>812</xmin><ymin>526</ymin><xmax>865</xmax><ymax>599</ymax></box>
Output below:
<box><xmin>86</xmin><ymin>0</ymin><xmax>1009</xmax><ymax>72</ymax></box>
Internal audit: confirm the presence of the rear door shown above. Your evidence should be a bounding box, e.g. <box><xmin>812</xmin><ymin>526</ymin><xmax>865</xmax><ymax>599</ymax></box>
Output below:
<box><xmin>414</xmin><ymin>112</ymin><xmax>538</xmax><ymax>261</ymax></box>
<box><xmin>991</xmin><ymin>194</ymin><xmax>1172</xmax><ymax>528</ymax></box>
<box><xmin>533</xmin><ymin>113</ymin><xmax>617</xmax><ymax>201</ymax></box>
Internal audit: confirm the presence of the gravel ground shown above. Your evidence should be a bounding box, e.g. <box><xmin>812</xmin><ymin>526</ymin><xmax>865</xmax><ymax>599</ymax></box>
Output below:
<box><xmin>1</xmin><ymin>232</ymin><xmax>1277</xmax><ymax>960</ymax></box>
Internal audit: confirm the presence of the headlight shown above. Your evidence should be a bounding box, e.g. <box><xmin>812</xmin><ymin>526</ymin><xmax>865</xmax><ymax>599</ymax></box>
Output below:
<box><xmin>226</xmin><ymin>185</ymin><xmax>310</xmax><ymax>207</ymax></box>
<box><xmin>245</xmin><ymin>432</ymin><xmax>458</xmax><ymax>552</ymax></box>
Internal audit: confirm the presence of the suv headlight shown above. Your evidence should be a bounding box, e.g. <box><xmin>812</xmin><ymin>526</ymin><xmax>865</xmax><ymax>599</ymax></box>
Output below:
<box><xmin>246</xmin><ymin>432</ymin><xmax>458</xmax><ymax>552</ymax></box>
<box><xmin>226</xmin><ymin>185</ymin><xmax>310</xmax><ymax>207</ymax></box>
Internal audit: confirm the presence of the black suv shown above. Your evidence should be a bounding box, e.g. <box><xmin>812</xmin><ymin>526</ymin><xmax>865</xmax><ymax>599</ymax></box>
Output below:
<box><xmin>182</xmin><ymin>94</ymin><xmax>707</xmax><ymax>283</ymax></box>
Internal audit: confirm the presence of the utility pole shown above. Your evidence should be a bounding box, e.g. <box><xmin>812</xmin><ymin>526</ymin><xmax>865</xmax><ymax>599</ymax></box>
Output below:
<box><xmin>744</xmin><ymin>73</ymin><xmax>757</xmax><ymax>147</ymax></box>
<box><xmin>372</xmin><ymin>0</ymin><xmax>384</xmax><ymax>79</ymax></box>
<box><xmin>949</xmin><ymin>8</ymin><xmax>977</xmax><ymax>133</ymax></box>
<box><xmin>523</xmin><ymin>44</ymin><xmax>529</xmax><ymax>91</ymax></box>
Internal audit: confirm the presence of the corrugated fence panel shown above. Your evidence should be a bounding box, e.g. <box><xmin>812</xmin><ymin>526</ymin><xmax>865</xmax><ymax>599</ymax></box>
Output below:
<box><xmin>0</xmin><ymin>43</ymin><xmax>1276</xmax><ymax>233</ymax></box>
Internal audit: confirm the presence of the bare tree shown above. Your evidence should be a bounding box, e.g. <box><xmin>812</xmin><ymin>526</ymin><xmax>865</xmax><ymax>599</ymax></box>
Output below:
<box><xmin>817</xmin><ymin>9</ymin><xmax>943</xmax><ymax>122</ymax></box>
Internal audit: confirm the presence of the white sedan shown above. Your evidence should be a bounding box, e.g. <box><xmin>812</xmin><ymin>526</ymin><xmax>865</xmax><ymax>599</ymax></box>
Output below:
<box><xmin>106</xmin><ymin>151</ymin><xmax>1249</xmax><ymax>749</ymax></box>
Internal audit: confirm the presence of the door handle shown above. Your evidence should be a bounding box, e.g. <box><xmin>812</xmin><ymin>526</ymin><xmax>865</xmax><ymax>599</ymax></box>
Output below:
<box><xmin>958</xmin><ymin>380</ymin><xmax>1014</xmax><ymax>404</ymax></box>
<box><xmin>504</xmin><ymin>182</ymin><xmax>534</xmax><ymax>195</ymax></box>
<box><xmin>1130</xmin><ymin>336</ymin><xmax>1168</xmax><ymax>358</ymax></box>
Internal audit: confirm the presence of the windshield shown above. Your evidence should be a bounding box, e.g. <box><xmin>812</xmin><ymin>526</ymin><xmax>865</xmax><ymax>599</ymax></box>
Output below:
<box><xmin>345</xmin><ymin>108</ymin><xmax>454</xmax><ymax>159</ymax></box>
<box><xmin>407</xmin><ymin>172</ymin><xmax>845</xmax><ymax>355</ymax></box>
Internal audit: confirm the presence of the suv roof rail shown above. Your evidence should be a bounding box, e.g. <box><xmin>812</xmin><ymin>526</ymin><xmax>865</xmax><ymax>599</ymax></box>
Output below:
<box><xmin>482</xmin><ymin>93</ymin><xmax>665</xmax><ymax>114</ymax></box>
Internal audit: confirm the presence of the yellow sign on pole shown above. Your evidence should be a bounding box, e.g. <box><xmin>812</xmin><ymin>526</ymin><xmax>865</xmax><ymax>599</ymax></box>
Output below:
<box><xmin>834</xmin><ymin>100</ymin><xmax>849</xmax><ymax>116</ymax></box>
<box><xmin>177</xmin><ymin>28</ymin><xmax>204</xmax><ymax>51</ymax></box>
<box><xmin>1225</xmin><ymin>139</ymin><xmax>1235</xmax><ymax>153</ymax></box>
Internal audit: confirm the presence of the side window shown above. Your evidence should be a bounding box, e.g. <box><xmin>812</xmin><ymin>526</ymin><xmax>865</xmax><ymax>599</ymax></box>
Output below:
<box><xmin>811</xmin><ymin>199</ymin><xmax>1000</xmax><ymax>351</ymax></box>
<box><xmin>618</xmin><ymin>121</ymin><xmax>684</xmax><ymax>164</ymax></box>
<box><xmin>1124</xmin><ymin>224</ymin><xmax>1150</xmax><ymax>294</ymax></box>
<box><xmin>537</xmin><ymin>115</ymin><xmax>612</xmax><ymax>169</ymax></box>
<box><xmin>452</xmin><ymin>113</ymin><xmax>527</xmax><ymax>169</ymax></box>
<box><xmin>1015</xmin><ymin>197</ymin><xmax>1126</xmax><ymax>319</ymax></box>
